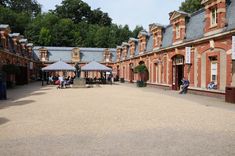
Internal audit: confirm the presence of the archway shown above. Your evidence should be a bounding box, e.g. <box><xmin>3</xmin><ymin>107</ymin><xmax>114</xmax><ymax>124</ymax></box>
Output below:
<box><xmin>129</xmin><ymin>63</ymin><xmax>134</xmax><ymax>83</ymax></box>
<box><xmin>172</xmin><ymin>55</ymin><xmax>184</xmax><ymax>90</ymax></box>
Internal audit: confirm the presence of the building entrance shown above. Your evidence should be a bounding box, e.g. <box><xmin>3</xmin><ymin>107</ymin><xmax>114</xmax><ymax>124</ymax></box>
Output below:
<box><xmin>172</xmin><ymin>55</ymin><xmax>184</xmax><ymax>90</ymax></box>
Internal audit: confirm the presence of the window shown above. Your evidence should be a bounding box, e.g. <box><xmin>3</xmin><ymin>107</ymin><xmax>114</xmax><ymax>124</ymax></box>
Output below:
<box><xmin>211</xmin><ymin>61</ymin><xmax>217</xmax><ymax>83</ymax></box>
<box><xmin>210</xmin><ymin>8</ymin><xmax>217</xmax><ymax>26</ymax></box>
<box><xmin>175</xmin><ymin>24</ymin><xmax>180</xmax><ymax>39</ymax></box>
<box><xmin>154</xmin><ymin>34</ymin><xmax>158</xmax><ymax>46</ymax></box>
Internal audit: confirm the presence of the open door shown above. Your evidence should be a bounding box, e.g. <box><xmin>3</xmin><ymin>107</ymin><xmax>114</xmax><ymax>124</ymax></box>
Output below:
<box><xmin>172</xmin><ymin>55</ymin><xmax>184</xmax><ymax>90</ymax></box>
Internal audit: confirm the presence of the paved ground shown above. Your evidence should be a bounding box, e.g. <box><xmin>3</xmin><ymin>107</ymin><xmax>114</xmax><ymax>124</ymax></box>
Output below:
<box><xmin>0</xmin><ymin>82</ymin><xmax>235</xmax><ymax>156</ymax></box>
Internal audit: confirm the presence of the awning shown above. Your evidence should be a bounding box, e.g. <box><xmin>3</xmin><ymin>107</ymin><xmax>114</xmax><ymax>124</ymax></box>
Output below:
<box><xmin>42</xmin><ymin>60</ymin><xmax>76</xmax><ymax>71</ymax></box>
<box><xmin>81</xmin><ymin>61</ymin><xmax>112</xmax><ymax>72</ymax></box>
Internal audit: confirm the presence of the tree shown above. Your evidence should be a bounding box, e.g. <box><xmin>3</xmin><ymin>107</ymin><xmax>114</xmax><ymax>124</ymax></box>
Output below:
<box><xmin>55</xmin><ymin>0</ymin><xmax>91</xmax><ymax>23</ymax></box>
<box><xmin>0</xmin><ymin>0</ymin><xmax>41</xmax><ymax>16</ymax></box>
<box><xmin>38</xmin><ymin>27</ymin><xmax>52</xmax><ymax>46</ymax></box>
<box><xmin>0</xmin><ymin>6</ymin><xmax>31</xmax><ymax>34</ymax></box>
<box><xmin>132</xmin><ymin>25</ymin><xmax>144</xmax><ymax>38</ymax></box>
<box><xmin>179</xmin><ymin>0</ymin><xmax>203</xmax><ymax>14</ymax></box>
<box><xmin>25</xmin><ymin>13</ymin><xmax>60</xmax><ymax>45</ymax></box>
<box><xmin>134</xmin><ymin>64</ymin><xmax>149</xmax><ymax>87</ymax></box>
<box><xmin>88</xmin><ymin>8</ymin><xmax>112</xmax><ymax>26</ymax></box>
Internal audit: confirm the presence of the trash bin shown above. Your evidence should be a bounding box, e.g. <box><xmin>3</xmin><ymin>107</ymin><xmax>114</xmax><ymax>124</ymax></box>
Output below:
<box><xmin>0</xmin><ymin>71</ymin><xmax>7</xmax><ymax>100</ymax></box>
<box><xmin>225</xmin><ymin>86</ymin><xmax>235</xmax><ymax>104</ymax></box>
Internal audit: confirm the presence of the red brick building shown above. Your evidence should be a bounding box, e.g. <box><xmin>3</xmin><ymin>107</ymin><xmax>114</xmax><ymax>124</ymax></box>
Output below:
<box><xmin>114</xmin><ymin>0</ymin><xmax>235</xmax><ymax>96</ymax></box>
<box><xmin>0</xmin><ymin>24</ymin><xmax>39</xmax><ymax>86</ymax></box>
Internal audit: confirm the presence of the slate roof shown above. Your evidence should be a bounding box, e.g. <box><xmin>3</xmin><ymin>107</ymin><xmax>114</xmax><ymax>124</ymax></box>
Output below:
<box><xmin>33</xmin><ymin>46</ymin><xmax>116</xmax><ymax>63</ymax></box>
<box><xmin>121</xmin><ymin>0</ymin><xmax>235</xmax><ymax>59</ymax></box>
<box><xmin>146</xmin><ymin>35</ymin><xmax>154</xmax><ymax>52</ymax></box>
<box><xmin>185</xmin><ymin>9</ymin><xmax>205</xmax><ymax>41</ymax></box>
<box><xmin>162</xmin><ymin>25</ymin><xmax>173</xmax><ymax>48</ymax></box>
<box><xmin>226</xmin><ymin>0</ymin><xmax>235</xmax><ymax>31</ymax></box>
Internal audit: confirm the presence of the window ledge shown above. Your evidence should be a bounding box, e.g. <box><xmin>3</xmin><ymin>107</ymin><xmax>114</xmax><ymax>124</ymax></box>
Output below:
<box><xmin>209</xmin><ymin>24</ymin><xmax>218</xmax><ymax>29</ymax></box>
<box><xmin>188</xmin><ymin>86</ymin><xmax>225</xmax><ymax>94</ymax></box>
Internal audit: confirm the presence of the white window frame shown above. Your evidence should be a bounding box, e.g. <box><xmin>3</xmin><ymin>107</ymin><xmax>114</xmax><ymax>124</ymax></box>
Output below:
<box><xmin>175</xmin><ymin>24</ymin><xmax>180</xmax><ymax>39</ymax></box>
<box><xmin>154</xmin><ymin>34</ymin><xmax>158</xmax><ymax>46</ymax></box>
<box><xmin>211</xmin><ymin>61</ymin><xmax>218</xmax><ymax>84</ymax></box>
<box><xmin>210</xmin><ymin>7</ymin><xmax>217</xmax><ymax>27</ymax></box>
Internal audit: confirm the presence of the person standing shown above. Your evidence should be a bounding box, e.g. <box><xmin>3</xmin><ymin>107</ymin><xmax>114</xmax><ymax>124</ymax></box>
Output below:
<box><xmin>58</xmin><ymin>75</ymin><xmax>64</xmax><ymax>88</ymax></box>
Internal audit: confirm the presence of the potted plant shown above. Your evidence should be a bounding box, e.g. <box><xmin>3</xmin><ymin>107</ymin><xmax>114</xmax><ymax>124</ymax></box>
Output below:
<box><xmin>134</xmin><ymin>64</ymin><xmax>149</xmax><ymax>87</ymax></box>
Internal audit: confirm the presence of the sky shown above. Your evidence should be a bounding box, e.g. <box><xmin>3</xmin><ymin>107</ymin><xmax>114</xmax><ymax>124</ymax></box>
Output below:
<box><xmin>37</xmin><ymin>0</ymin><xmax>185</xmax><ymax>30</ymax></box>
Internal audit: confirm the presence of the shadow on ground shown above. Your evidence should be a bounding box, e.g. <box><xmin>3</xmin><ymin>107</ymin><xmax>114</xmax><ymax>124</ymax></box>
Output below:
<box><xmin>0</xmin><ymin>117</ymin><xmax>10</xmax><ymax>125</ymax></box>
<box><xmin>3</xmin><ymin>82</ymin><xmax>53</xmax><ymax>101</ymax></box>
<box><xmin>0</xmin><ymin>82</ymin><xmax>51</xmax><ymax>109</ymax></box>
<box><xmin>0</xmin><ymin>100</ymin><xmax>35</xmax><ymax>110</ymax></box>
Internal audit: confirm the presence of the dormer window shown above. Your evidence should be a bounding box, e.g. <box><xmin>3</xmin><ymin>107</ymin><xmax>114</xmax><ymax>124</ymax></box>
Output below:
<box><xmin>154</xmin><ymin>35</ymin><xmax>158</xmax><ymax>46</ymax></box>
<box><xmin>104</xmin><ymin>48</ymin><xmax>111</xmax><ymax>62</ymax></box>
<box><xmin>210</xmin><ymin>7</ymin><xmax>217</xmax><ymax>27</ymax></box>
<box><xmin>176</xmin><ymin>24</ymin><xmax>180</xmax><ymax>39</ymax></box>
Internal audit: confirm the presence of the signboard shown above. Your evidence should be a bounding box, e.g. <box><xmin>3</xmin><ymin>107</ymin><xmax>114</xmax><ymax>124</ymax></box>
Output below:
<box><xmin>30</xmin><ymin>62</ymin><xmax>33</xmax><ymax>70</ymax></box>
<box><xmin>185</xmin><ymin>47</ymin><xmax>191</xmax><ymax>64</ymax></box>
<box><xmin>232</xmin><ymin>36</ymin><xmax>235</xmax><ymax>60</ymax></box>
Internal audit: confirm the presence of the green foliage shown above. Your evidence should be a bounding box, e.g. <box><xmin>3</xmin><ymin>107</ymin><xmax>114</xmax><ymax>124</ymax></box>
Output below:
<box><xmin>0</xmin><ymin>6</ymin><xmax>31</xmax><ymax>34</ymax></box>
<box><xmin>179</xmin><ymin>0</ymin><xmax>203</xmax><ymax>14</ymax></box>
<box><xmin>1</xmin><ymin>0</ymin><xmax>41</xmax><ymax>16</ymax></box>
<box><xmin>2</xmin><ymin>64</ymin><xmax>20</xmax><ymax>75</ymax></box>
<box><xmin>134</xmin><ymin>64</ymin><xmax>148</xmax><ymax>74</ymax></box>
<box><xmin>134</xmin><ymin>64</ymin><xmax>149</xmax><ymax>82</ymax></box>
<box><xmin>55</xmin><ymin>0</ymin><xmax>91</xmax><ymax>24</ymax></box>
<box><xmin>132</xmin><ymin>25</ymin><xmax>144</xmax><ymax>38</ymax></box>
<box><xmin>2</xmin><ymin>0</ymin><xmax>142</xmax><ymax>48</ymax></box>
<box><xmin>136</xmin><ymin>80</ymin><xmax>146</xmax><ymax>87</ymax></box>
<box><xmin>38</xmin><ymin>27</ymin><xmax>52</xmax><ymax>46</ymax></box>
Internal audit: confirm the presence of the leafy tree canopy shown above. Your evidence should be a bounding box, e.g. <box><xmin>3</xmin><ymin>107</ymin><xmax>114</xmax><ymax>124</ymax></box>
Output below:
<box><xmin>179</xmin><ymin>0</ymin><xmax>203</xmax><ymax>14</ymax></box>
<box><xmin>1</xmin><ymin>0</ymin><xmax>144</xmax><ymax>48</ymax></box>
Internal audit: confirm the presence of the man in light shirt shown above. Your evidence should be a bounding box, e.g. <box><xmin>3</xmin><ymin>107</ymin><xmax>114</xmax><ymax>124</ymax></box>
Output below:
<box><xmin>58</xmin><ymin>75</ymin><xmax>64</xmax><ymax>88</ymax></box>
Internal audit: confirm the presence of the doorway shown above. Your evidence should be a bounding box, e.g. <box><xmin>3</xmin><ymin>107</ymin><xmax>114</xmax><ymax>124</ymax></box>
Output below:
<box><xmin>129</xmin><ymin>63</ymin><xmax>134</xmax><ymax>83</ymax></box>
<box><xmin>172</xmin><ymin>55</ymin><xmax>184</xmax><ymax>90</ymax></box>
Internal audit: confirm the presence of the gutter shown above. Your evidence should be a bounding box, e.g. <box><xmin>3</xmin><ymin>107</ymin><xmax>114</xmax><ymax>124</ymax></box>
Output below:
<box><xmin>117</xmin><ymin>28</ymin><xmax>235</xmax><ymax>63</ymax></box>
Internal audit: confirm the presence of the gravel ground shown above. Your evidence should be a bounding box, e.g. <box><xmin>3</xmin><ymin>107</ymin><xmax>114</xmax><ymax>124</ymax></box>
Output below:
<box><xmin>0</xmin><ymin>82</ymin><xmax>235</xmax><ymax>156</ymax></box>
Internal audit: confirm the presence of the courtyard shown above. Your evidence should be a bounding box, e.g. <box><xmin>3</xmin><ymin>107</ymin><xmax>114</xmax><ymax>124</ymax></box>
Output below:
<box><xmin>0</xmin><ymin>83</ymin><xmax>235</xmax><ymax>156</ymax></box>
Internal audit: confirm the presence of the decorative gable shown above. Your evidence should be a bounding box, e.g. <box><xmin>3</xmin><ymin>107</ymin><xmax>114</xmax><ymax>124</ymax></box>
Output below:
<box><xmin>72</xmin><ymin>47</ymin><xmax>80</xmax><ymax>62</ymax></box>
<box><xmin>169</xmin><ymin>11</ymin><xmax>189</xmax><ymax>44</ymax></box>
<box><xmin>9</xmin><ymin>33</ymin><xmax>21</xmax><ymax>54</ymax></box>
<box><xmin>116</xmin><ymin>46</ymin><xmax>122</xmax><ymax>62</ymax></box>
<box><xmin>128</xmin><ymin>38</ymin><xmax>138</xmax><ymax>58</ymax></box>
<box><xmin>202</xmin><ymin>0</ymin><xmax>227</xmax><ymax>36</ymax></box>
<box><xmin>103</xmin><ymin>48</ymin><xmax>112</xmax><ymax>63</ymax></box>
<box><xmin>121</xmin><ymin>42</ymin><xmax>129</xmax><ymax>60</ymax></box>
<box><xmin>150</xmin><ymin>23</ymin><xmax>164</xmax><ymax>49</ymax></box>
<box><xmin>0</xmin><ymin>25</ymin><xmax>11</xmax><ymax>49</ymax></box>
<box><xmin>27</xmin><ymin>43</ymin><xmax>33</xmax><ymax>59</ymax></box>
<box><xmin>138</xmin><ymin>30</ymin><xmax>149</xmax><ymax>54</ymax></box>
<box><xmin>39</xmin><ymin>47</ymin><xmax>49</xmax><ymax>62</ymax></box>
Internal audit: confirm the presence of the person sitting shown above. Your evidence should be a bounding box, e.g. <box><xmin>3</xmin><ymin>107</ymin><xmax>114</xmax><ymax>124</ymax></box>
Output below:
<box><xmin>179</xmin><ymin>77</ymin><xmax>190</xmax><ymax>94</ymax></box>
<box><xmin>207</xmin><ymin>81</ymin><xmax>217</xmax><ymax>89</ymax></box>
